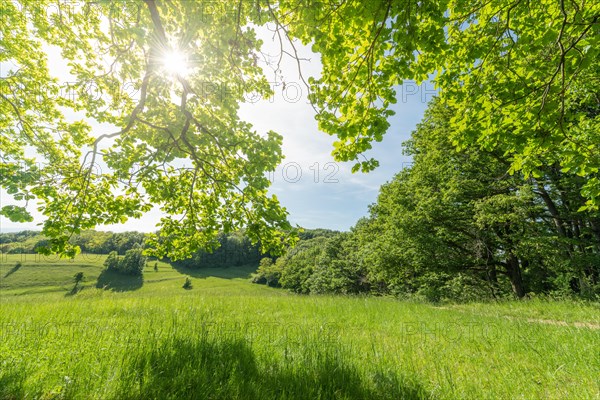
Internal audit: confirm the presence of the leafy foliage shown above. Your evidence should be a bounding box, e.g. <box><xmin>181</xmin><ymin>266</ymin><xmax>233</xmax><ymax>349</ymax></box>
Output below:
<box><xmin>103</xmin><ymin>245</ymin><xmax>147</xmax><ymax>276</ymax></box>
<box><xmin>0</xmin><ymin>230</ymin><xmax>144</xmax><ymax>255</ymax></box>
<box><xmin>1</xmin><ymin>1</ymin><xmax>296</xmax><ymax>258</ymax></box>
<box><xmin>172</xmin><ymin>231</ymin><xmax>261</xmax><ymax>269</ymax></box>
<box><xmin>253</xmin><ymin>232</ymin><xmax>371</xmax><ymax>295</ymax></box>
<box><xmin>355</xmin><ymin>98</ymin><xmax>600</xmax><ymax>300</ymax></box>
<box><xmin>73</xmin><ymin>272</ymin><xmax>85</xmax><ymax>284</ymax></box>
<box><xmin>182</xmin><ymin>277</ymin><xmax>192</xmax><ymax>290</ymax></box>
<box><xmin>103</xmin><ymin>251</ymin><xmax>121</xmax><ymax>272</ymax></box>
<box><xmin>251</xmin><ymin>257</ymin><xmax>279</xmax><ymax>287</ymax></box>
<box><xmin>278</xmin><ymin>0</ymin><xmax>600</xmax><ymax>208</ymax></box>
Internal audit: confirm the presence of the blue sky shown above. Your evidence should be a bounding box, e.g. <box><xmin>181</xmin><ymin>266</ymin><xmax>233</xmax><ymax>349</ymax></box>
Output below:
<box><xmin>0</xmin><ymin>28</ymin><xmax>433</xmax><ymax>233</ymax></box>
<box><xmin>236</xmin><ymin>81</ymin><xmax>432</xmax><ymax>231</ymax></box>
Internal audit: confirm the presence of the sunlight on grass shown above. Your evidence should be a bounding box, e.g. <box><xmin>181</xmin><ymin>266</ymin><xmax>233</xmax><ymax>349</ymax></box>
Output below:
<box><xmin>0</xmin><ymin>255</ymin><xmax>598</xmax><ymax>399</ymax></box>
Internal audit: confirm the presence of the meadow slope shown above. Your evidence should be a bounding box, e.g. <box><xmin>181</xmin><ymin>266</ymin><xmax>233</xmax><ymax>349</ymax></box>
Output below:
<box><xmin>0</xmin><ymin>254</ymin><xmax>598</xmax><ymax>399</ymax></box>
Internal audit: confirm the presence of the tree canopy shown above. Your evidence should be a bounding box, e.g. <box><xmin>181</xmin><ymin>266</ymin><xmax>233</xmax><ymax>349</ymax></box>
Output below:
<box><xmin>362</xmin><ymin>98</ymin><xmax>599</xmax><ymax>299</ymax></box>
<box><xmin>1</xmin><ymin>0</ymin><xmax>598</xmax><ymax>258</ymax></box>
<box><xmin>281</xmin><ymin>0</ymin><xmax>600</xmax><ymax>202</ymax></box>
<box><xmin>1</xmin><ymin>1</ymin><xmax>295</xmax><ymax>258</ymax></box>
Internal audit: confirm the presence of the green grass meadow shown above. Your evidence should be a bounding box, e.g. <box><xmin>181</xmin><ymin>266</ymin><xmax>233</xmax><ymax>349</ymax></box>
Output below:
<box><xmin>0</xmin><ymin>254</ymin><xmax>598</xmax><ymax>399</ymax></box>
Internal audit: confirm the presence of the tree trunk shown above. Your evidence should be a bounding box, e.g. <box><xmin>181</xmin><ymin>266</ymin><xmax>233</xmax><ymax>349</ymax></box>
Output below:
<box><xmin>534</xmin><ymin>179</ymin><xmax>567</xmax><ymax>238</ymax></box>
<box><xmin>506</xmin><ymin>253</ymin><xmax>526</xmax><ymax>298</ymax></box>
<box><xmin>486</xmin><ymin>264</ymin><xmax>499</xmax><ymax>299</ymax></box>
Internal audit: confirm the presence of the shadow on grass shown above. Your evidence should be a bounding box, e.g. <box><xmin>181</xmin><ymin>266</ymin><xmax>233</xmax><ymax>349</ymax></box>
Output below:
<box><xmin>0</xmin><ymin>364</ymin><xmax>27</xmax><ymax>399</ymax></box>
<box><xmin>172</xmin><ymin>263</ymin><xmax>257</xmax><ymax>280</ymax></box>
<box><xmin>65</xmin><ymin>283</ymin><xmax>82</xmax><ymax>297</ymax></box>
<box><xmin>3</xmin><ymin>263</ymin><xmax>22</xmax><ymax>278</ymax></box>
<box><xmin>115</xmin><ymin>337</ymin><xmax>429</xmax><ymax>400</ymax></box>
<box><xmin>95</xmin><ymin>269</ymin><xmax>143</xmax><ymax>292</ymax></box>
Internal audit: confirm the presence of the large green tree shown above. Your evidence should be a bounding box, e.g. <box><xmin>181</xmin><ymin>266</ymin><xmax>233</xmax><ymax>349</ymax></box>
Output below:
<box><xmin>362</xmin><ymin>98</ymin><xmax>599</xmax><ymax>299</ymax></box>
<box><xmin>1</xmin><ymin>1</ymin><xmax>294</xmax><ymax>258</ymax></box>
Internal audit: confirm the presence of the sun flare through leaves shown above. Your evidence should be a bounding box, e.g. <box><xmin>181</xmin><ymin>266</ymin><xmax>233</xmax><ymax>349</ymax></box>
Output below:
<box><xmin>160</xmin><ymin>49</ymin><xmax>191</xmax><ymax>78</ymax></box>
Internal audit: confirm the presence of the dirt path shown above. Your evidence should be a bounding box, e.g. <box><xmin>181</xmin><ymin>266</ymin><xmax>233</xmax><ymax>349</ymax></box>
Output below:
<box><xmin>434</xmin><ymin>306</ymin><xmax>600</xmax><ymax>330</ymax></box>
<box><xmin>522</xmin><ymin>317</ymin><xmax>600</xmax><ymax>330</ymax></box>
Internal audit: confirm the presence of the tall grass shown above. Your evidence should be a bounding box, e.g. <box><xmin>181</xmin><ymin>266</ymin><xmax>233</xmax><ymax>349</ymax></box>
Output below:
<box><xmin>0</xmin><ymin>255</ymin><xmax>598</xmax><ymax>399</ymax></box>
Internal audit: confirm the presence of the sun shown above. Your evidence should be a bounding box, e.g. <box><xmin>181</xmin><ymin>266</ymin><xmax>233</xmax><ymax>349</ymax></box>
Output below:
<box><xmin>161</xmin><ymin>50</ymin><xmax>190</xmax><ymax>77</ymax></box>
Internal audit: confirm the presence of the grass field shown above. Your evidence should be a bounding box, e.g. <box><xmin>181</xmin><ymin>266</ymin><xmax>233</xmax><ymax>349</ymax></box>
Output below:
<box><xmin>0</xmin><ymin>254</ymin><xmax>599</xmax><ymax>399</ymax></box>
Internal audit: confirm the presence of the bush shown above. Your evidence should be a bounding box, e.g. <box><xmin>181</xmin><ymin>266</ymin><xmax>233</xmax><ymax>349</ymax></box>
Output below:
<box><xmin>278</xmin><ymin>238</ymin><xmax>327</xmax><ymax>293</ymax></box>
<box><xmin>183</xmin><ymin>277</ymin><xmax>193</xmax><ymax>290</ymax></box>
<box><xmin>251</xmin><ymin>234</ymin><xmax>372</xmax><ymax>295</ymax></box>
<box><xmin>120</xmin><ymin>245</ymin><xmax>147</xmax><ymax>275</ymax></box>
<box><xmin>306</xmin><ymin>233</ymin><xmax>369</xmax><ymax>295</ymax></box>
<box><xmin>307</xmin><ymin>260</ymin><xmax>357</xmax><ymax>294</ymax></box>
<box><xmin>103</xmin><ymin>245</ymin><xmax>147</xmax><ymax>276</ymax></box>
<box><xmin>104</xmin><ymin>251</ymin><xmax>121</xmax><ymax>271</ymax></box>
<box><xmin>69</xmin><ymin>271</ymin><xmax>86</xmax><ymax>295</ymax></box>
<box><xmin>173</xmin><ymin>232</ymin><xmax>261</xmax><ymax>269</ymax></box>
<box><xmin>413</xmin><ymin>272</ymin><xmax>494</xmax><ymax>303</ymax></box>
<box><xmin>251</xmin><ymin>258</ymin><xmax>281</xmax><ymax>287</ymax></box>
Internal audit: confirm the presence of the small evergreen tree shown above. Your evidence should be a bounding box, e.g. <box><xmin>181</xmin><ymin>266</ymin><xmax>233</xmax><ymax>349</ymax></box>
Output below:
<box><xmin>70</xmin><ymin>271</ymin><xmax>85</xmax><ymax>295</ymax></box>
<box><xmin>74</xmin><ymin>272</ymin><xmax>84</xmax><ymax>284</ymax></box>
<box><xmin>183</xmin><ymin>277</ymin><xmax>193</xmax><ymax>290</ymax></box>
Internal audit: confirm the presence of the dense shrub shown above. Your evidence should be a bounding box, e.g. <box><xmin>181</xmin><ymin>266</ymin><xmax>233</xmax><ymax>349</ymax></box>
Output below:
<box><xmin>104</xmin><ymin>251</ymin><xmax>121</xmax><ymax>271</ymax></box>
<box><xmin>251</xmin><ymin>258</ymin><xmax>281</xmax><ymax>287</ymax></box>
<box><xmin>120</xmin><ymin>245</ymin><xmax>147</xmax><ymax>275</ymax></box>
<box><xmin>314</xmin><ymin>233</ymin><xmax>369</xmax><ymax>295</ymax></box>
<box><xmin>103</xmin><ymin>245</ymin><xmax>147</xmax><ymax>276</ymax></box>
<box><xmin>73</xmin><ymin>272</ymin><xmax>85</xmax><ymax>283</ymax></box>
<box><xmin>253</xmin><ymin>233</ymin><xmax>371</xmax><ymax>296</ymax></box>
<box><xmin>277</xmin><ymin>238</ymin><xmax>326</xmax><ymax>293</ymax></box>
